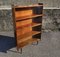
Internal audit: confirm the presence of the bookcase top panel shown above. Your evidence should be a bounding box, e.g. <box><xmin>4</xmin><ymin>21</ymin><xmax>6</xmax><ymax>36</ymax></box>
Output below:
<box><xmin>13</xmin><ymin>4</ymin><xmax>43</xmax><ymax>9</ymax></box>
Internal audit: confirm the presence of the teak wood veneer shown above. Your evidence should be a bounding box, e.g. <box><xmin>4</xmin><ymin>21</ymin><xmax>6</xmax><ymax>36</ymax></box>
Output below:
<box><xmin>12</xmin><ymin>3</ymin><xmax>43</xmax><ymax>53</ymax></box>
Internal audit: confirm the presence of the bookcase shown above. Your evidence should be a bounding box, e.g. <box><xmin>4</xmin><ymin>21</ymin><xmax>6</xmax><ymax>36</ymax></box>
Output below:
<box><xmin>12</xmin><ymin>3</ymin><xmax>43</xmax><ymax>53</ymax></box>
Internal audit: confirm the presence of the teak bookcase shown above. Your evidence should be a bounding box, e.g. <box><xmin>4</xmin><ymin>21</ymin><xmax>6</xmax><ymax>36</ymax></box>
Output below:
<box><xmin>12</xmin><ymin>3</ymin><xmax>43</xmax><ymax>53</ymax></box>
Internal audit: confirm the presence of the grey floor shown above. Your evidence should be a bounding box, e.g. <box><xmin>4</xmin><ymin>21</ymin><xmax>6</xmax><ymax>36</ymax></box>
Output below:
<box><xmin>0</xmin><ymin>31</ymin><xmax>60</xmax><ymax>57</ymax></box>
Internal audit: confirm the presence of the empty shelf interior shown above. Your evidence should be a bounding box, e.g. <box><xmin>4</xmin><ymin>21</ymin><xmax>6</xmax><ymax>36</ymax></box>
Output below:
<box><xmin>18</xmin><ymin>38</ymin><xmax>40</xmax><ymax>48</ymax></box>
<box><xmin>16</xmin><ymin>14</ymin><xmax>43</xmax><ymax>21</ymax></box>
<box><xmin>17</xmin><ymin>31</ymin><xmax>41</xmax><ymax>40</ymax></box>
<box><xmin>16</xmin><ymin>22</ymin><xmax>42</xmax><ymax>29</ymax></box>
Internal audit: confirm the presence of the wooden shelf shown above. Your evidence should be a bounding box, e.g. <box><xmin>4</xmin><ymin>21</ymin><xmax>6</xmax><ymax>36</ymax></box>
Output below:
<box><xmin>17</xmin><ymin>31</ymin><xmax>41</xmax><ymax>40</ymax></box>
<box><xmin>18</xmin><ymin>38</ymin><xmax>40</xmax><ymax>48</ymax></box>
<box><xmin>31</xmin><ymin>22</ymin><xmax>42</xmax><ymax>27</ymax></box>
<box><xmin>16</xmin><ymin>22</ymin><xmax>42</xmax><ymax>29</ymax></box>
<box><xmin>16</xmin><ymin>14</ymin><xmax>43</xmax><ymax>21</ymax></box>
<box><xmin>15</xmin><ymin>4</ymin><xmax>43</xmax><ymax>9</ymax></box>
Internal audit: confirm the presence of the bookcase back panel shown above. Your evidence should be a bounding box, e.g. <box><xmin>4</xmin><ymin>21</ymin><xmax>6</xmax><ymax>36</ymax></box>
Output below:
<box><xmin>16</xmin><ymin>29</ymin><xmax>22</xmax><ymax>36</ymax></box>
<box><xmin>16</xmin><ymin>26</ymin><xmax>32</xmax><ymax>37</ymax></box>
<box><xmin>16</xmin><ymin>19</ymin><xmax>32</xmax><ymax>28</ymax></box>
<box><xmin>16</xmin><ymin>19</ymin><xmax>32</xmax><ymax>36</ymax></box>
<box><xmin>15</xmin><ymin>9</ymin><xmax>32</xmax><ymax>18</ymax></box>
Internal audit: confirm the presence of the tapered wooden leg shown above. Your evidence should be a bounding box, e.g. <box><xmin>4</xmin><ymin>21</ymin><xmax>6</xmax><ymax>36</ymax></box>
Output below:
<box><xmin>36</xmin><ymin>41</ymin><xmax>38</xmax><ymax>45</ymax></box>
<box><xmin>16</xmin><ymin>47</ymin><xmax>19</xmax><ymax>52</ymax></box>
<box><xmin>20</xmin><ymin>48</ymin><xmax>22</xmax><ymax>54</ymax></box>
<box><xmin>16</xmin><ymin>47</ymin><xmax>22</xmax><ymax>54</ymax></box>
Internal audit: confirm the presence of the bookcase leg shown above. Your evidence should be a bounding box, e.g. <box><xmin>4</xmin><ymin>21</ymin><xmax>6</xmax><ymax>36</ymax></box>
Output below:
<box><xmin>20</xmin><ymin>48</ymin><xmax>22</xmax><ymax>54</ymax></box>
<box><xmin>37</xmin><ymin>41</ymin><xmax>38</xmax><ymax>45</ymax></box>
<box><xmin>16</xmin><ymin>47</ymin><xmax>22</xmax><ymax>54</ymax></box>
<box><xmin>32</xmin><ymin>41</ymin><xmax>38</xmax><ymax>45</ymax></box>
<box><xmin>16</xmin><ymin>47</ymin><xmax>19</xmax><ymax>52</ymax></box>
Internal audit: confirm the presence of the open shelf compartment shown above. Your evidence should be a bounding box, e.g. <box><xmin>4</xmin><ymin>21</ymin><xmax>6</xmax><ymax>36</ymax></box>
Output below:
<box><xmin>17</xmin><ymin>31</ymin><xmax>41</xmax><ymax>42</ymax></box>
<box><xmin>16</xmin><ymin>22</ymin><xmax>42</xmax><ymax>29</ymax></box>
<box><xmin>16</xmin><ymin>14</ymin><xmax>43</xmax><ymax>21</ymax></box>
<box><xmin>18</xmin><ymin>38</ymin><xmax>40</xmax><ymax>48</ymax></box>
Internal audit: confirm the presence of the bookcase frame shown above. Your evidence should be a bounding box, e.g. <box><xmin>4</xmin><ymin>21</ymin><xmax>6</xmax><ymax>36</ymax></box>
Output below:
<box><xmin>12</xmin><ymin>3</ymin><xmax>43</xmax><ymax>53</ymax></box>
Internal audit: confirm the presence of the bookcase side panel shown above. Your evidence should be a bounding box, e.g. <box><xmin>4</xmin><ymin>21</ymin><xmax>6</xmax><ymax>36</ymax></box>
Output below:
<box><xmin>32</xmin><ymin>4</ymin><xmax>43</xmax><ymax>39</ymax></box>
